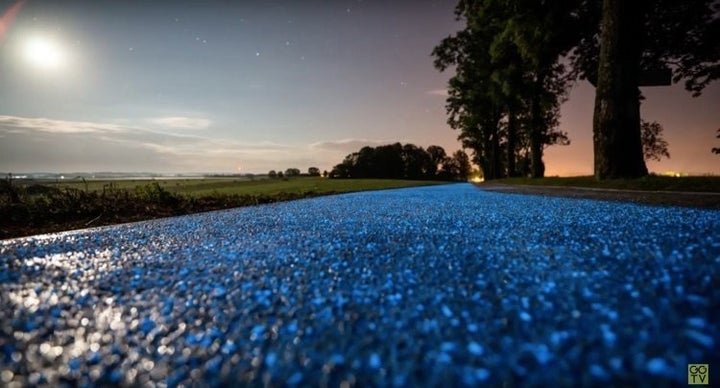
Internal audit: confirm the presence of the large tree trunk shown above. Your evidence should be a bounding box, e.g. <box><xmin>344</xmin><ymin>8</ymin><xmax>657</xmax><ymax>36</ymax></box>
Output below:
<box><xmin>529</xmin><ymin>76</ymin><xmax>545</xmax><ymax>178</ymax></box>
<box><xmin>506</xmin><ymin>107</ymin><xmax>517</xmax><ymax>177</ymax></box>
<box><xmin>593</xmin><ymin>0</ymin><xmax>648</xmax><ymax>179</ymax></box>
<box><xmin>491</xmin><ymin>130</ymin><xmax>503</xmax><ymax>179</ymax></box>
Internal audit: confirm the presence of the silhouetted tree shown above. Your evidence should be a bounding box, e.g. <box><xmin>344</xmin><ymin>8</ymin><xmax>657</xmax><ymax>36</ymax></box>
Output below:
<box><xmin>401</xmin><ymin>144</ymin><xmax>434</xmax><ymax>180</ymax></box>
<box><xmin>591</xmin><ymin>0</ymin><xmax>648</xmax><ymax>178</ymax></box>
<box><xmin>322</xmin><ymin>170</ymin><xmax>329</xmax><ymax>178</ymax></box>
<box><xmin>268</xmin><ymin>170</ymin><xmax>277</xmax><ymax>179</ymax></box>
<box><xmin>285</xmin><ymin>168</ymin><xmax>300</xmax><ymax>177</ymax></box>
<box><xmin>374</xmin><ymin>143</ymin><xmax>405</xmax><ymax>178</ymax></box>
<box><xmin>329</xmin><ymin>143</ymin><xmax>467</xmax><ymax>181</ymax></box>
<box><xmin>436</xmin><ymin>0</ymin><xmax>718</xmax><ymax>180</ymax></box>
<box><xmin>277</xmin><ymin>171</ymin><xmax>284</xmax><ymax>178</ymax></box>
<box><xmin>640</xmin><ymin>121</ymin><xmax>670</xmax><ymax>161</ymax></box>
<box><xmin>440</xmin><ymin>150</ymin><xmax>472</xmax><ymax>181</ymax></box>
<box><xmin>426</xmin><ymin>145</ymin><xmax>447</xmax><ymax>177</ymax></box>
<box><xmin>330</xmin><ymin>153</ymin><xmax>356</xmax><ymax>178</ymax></box>
<box><xmin>713</xmin><ymin>129</ymin><xmax>720</xmax><ymax>155</ymax></box>
<box><xmin>432</xmin><ymin>0</ymin><xmax>575</xmax><ymax>179</ymax></box>
<box><xmin>571</xmin><ymin>0</ymin><xmax>719</xmax><ymax>178</ymax></box>
<box><xmin>308</xmin><ymin>167</ymin><xmax>321</xmax><ymax>176</ymax></box>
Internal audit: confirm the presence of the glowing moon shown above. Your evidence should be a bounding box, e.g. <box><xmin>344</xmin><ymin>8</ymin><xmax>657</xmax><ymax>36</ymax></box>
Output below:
<box><xmin>23</xmin><ymin>37</ymin><xmax>65</xmax><ymax>70</ymax></box>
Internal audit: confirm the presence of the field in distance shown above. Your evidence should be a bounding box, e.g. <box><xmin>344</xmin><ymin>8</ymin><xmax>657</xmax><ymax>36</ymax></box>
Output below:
<box><xmin>38</xmin><ymin>176</ymin><xmax>449</xmax><ymax>196</ymax></box>
<box><xmin>1</xmin><ymin>177</ymin><xmax>450</xmax><ymax>239</ymax></box>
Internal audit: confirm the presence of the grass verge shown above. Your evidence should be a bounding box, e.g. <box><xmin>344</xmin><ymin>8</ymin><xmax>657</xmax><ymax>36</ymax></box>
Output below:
<box><xmin>1</xmin><ymin>177</ymin><xmax>448</xmax><ymax>240</ymax></box>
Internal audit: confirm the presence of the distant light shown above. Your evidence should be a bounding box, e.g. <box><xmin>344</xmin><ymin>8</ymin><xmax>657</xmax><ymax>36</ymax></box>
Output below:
<box><xmin>662</xmin><ymin>171</ymin><xmax>686</xmax><ymax>178</ymax></box>
<box><xmin>470</xmin><ymin>176</ymin><xmax>483</xmax><ymax>183</ymax></box>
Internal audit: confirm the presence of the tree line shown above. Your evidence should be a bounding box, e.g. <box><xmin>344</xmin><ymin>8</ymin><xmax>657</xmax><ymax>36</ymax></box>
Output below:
<box><xmin>433</xmin><ymin>0</ymin><xmax>718</xmax><ymax>180</ymax></box>
<box><xmin>267</xmin><ymin>168</ymin><xmax>322</xmax><ymax>179</ymax></box>
<box><xmin>329</xmin><ymin>143</ymin><xmax>472</xmax><ymax>181</ymax></box>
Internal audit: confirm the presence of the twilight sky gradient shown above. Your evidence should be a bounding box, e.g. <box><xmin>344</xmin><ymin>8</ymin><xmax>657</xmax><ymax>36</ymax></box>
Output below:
<box><xmin>1</xmin><ymin>0</ymin><xmax>718</xmax><ymax>175</ymax></box>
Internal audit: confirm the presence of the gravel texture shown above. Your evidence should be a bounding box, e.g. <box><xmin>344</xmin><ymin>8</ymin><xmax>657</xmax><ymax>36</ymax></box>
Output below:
<box><xmin>1</xmin><ymin>183</ymin><xmax>718</xmax><ymax>387</ymax></box>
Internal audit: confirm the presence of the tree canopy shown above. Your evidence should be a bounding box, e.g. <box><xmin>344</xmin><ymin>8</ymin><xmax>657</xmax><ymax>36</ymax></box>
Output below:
<box><xmin>330</xmin><ymin>143</ymin><xmax>471</xmax><ymax>181</ymax></box>
<box><xmin>432</xmin><ymin>0</ymin><xmax>574</xmax><ymax>180</ymax></box>
<box><xmin>435</xmin><ymin>0</ymin><xmax>719</xmax><ymax>179</ymax></box>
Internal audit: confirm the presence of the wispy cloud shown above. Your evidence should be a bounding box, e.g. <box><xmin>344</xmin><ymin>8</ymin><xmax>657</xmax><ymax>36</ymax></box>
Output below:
<box><xmin>0</xmin><ymin>115</ymin><xmax>131</xmax><ymax>134</ymax></box>
<box><xmin>310</xmin><ymin>138</ymin><xmax>394</xmax><ymax>153</ymax></box>
<box><xmin>425</xmin><ymin>89</ymin><xmax>449</xmax><ymax>97</ymax></box>
<box><xmin>149</xmin><ymin>116</ymin><xmax>212</xmax><ymax>130</ymax></box>
<box><xmin>0</xmin><ymin>114</ymin><xmax>334</xmax><ymax>173</ymax></box>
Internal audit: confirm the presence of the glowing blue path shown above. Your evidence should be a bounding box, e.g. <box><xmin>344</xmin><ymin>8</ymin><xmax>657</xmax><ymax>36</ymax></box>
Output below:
<box><xmin>1</xmin><ymin>183</ymin><xmax>718</xmax><ymax>386</ymax></box>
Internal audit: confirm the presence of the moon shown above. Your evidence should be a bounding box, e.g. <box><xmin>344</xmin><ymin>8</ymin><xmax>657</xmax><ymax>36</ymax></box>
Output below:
<box><xmin>23</xmin><ymin>36</ymin><xmax>65</xmax><ymax>70</ymax></box>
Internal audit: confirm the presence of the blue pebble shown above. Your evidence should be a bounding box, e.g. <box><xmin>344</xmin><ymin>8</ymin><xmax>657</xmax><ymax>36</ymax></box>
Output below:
<box><xmin>139</xmin><ymin>318</ymin><xmax>155</xmax><ymax>335</ymax></box>
<box><xmin>519</xmin><ymin>311</ymin><xmax>532</xmax><ymax>322</ymax></box>
<box><xmin>287</xmin><ymin>372</ymin><xmax>303</xmax><ymax>385</ymax></box>
<box><xmin>369</xmin><ymin>352</ymin><xmax>381</xmax><ymax>368</ymax></box>
<box><xmin>647</xmin><ymin>358</ymin><xmax>668</xmax><ymax>375</ymax></box>
<box><xmin>468</xmin><ymin>341</ymin><xmax>484</xmax><ymax>356</ymax></box>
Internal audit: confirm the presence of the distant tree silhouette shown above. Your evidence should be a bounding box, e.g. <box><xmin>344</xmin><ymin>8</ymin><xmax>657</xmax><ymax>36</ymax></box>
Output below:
<box><xmin>402</xmin><ymin>144</ymin><xmax>434</xmax><ymax>179</ymax></box>
<box><xmin>640</xmin><ymin>121</ymin><xmax>670</xmax><ymax>162</ymax></box>
<box><xmin>426</xmin><ymin>145</ymin><xmax>447</xmax><ymax>177</ymax></box>
<box><xmin>330</xmin><ymin>143</ymin><xmax>469</xmax><ymax>181</ymax></box>
<box><xmin>268</xmin><ymin>170</ymin><xmax>277</xmax><ymax>179</ymax></box>
<box><xmin>308</xmin><ymin>167</ymin><xmax>321</xmax><ymax>176</ymax></box>
<box><xmin>322</xmin><ymin>170</ymin><xmax>329</xmax><ymax>178</ymax></box>
<box><xmin>285</xmin><ymin>168</ymin><xmax>301</xmax><ymax>177</ymax></box>
<box><xmin>277</xmin><ymin>171</ymin><xmax>284</xmax><ymax>178</ymax></box>
<box><xmin>436</xmin><ymin>150</ymin><xmax>472</xmax><ymax>181</ymax></box>
<box><xmin>373</xmin><ymin>143</ymin><xmax>405</xmax><ymax>178</ymax></box>
<box><xmin>713</xmin><ymin>129</ymin><xmax>720</xmax><ymax>155</ymax></box>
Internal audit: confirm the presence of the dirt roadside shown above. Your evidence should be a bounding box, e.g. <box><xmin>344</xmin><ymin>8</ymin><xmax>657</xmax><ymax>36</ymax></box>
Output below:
<box><xmin>476</xmin><ymin>183</ymin><xmax>720</xmax><ymax>210</ymax></box>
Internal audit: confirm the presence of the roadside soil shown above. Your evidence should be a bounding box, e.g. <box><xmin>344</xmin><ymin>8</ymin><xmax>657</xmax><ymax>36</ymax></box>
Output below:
<box><xmin>476</xmin><ymin>182</ymin><xmax>720</xmax><ymax>210</ymax></box>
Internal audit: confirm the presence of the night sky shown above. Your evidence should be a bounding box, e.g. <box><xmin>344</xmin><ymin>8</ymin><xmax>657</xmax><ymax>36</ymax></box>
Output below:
<box><xmin>1</xmin><ymin>0</ymin><xmax>718</xmax><ymax>175</ymax></box>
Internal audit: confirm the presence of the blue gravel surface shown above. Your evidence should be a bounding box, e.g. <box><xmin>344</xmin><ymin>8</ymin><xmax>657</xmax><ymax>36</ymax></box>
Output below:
<box><xmin>1</xmin><ymin>183</ymin><xmax>718</xmax><ymax>386</ymax></box>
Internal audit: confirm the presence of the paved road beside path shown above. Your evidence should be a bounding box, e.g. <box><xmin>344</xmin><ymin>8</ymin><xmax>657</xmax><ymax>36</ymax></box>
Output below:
<box><xmin>478</xmin><ymin>182</ymin><xmax>720</xmax><ymax>209</ymax></box>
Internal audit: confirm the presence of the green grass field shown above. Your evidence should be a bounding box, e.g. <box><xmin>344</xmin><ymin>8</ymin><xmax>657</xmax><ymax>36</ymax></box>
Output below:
<box><xmin>1</xmin><ymin>177</ymin><xmax>451</xmax><ymax>239</ymax></box>
<box><xmin>494</xmin><ymin>175</ymin><xmax>720</xmax><ymax>193</ymax></box>
<box><xmin>36</xmin><ymin>177</ymin><xmax>448</xmax><ymax>197</ymax></box>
